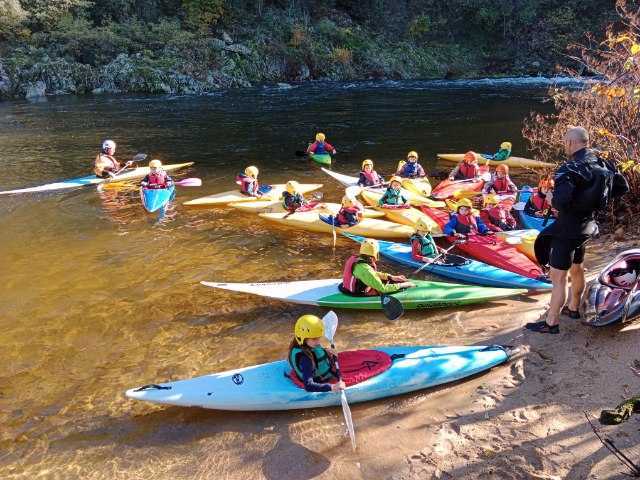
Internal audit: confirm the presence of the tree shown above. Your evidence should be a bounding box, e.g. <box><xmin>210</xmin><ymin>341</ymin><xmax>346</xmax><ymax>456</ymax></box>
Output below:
<box><xmin>182</xmin><ymin>0</ymin><xmax>224</xmax><ymax>32</ymax></box>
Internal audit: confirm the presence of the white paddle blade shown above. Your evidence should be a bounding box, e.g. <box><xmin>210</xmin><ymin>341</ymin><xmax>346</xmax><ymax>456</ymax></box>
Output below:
<box><xmin>341</xmin><ymin>390</ymin><xmax>357</xmax><ymax>451</ymax></box>
<box><xmin>322</xmin><ymin>311</ymin><xmax>339</xmax><ymax>343</ymax></box>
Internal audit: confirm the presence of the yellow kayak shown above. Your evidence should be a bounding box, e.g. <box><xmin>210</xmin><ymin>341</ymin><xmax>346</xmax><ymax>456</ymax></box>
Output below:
<box><xmin>496</xmin><ymin>230</ymin><xmax>538</xmax><ymax>262</ymax></box>
<box><xmin>258</xmin><ymin>211</ymin><xmax>414</xmax><ymax>240</ymax></box>
<box><xmin>183</xmin><ymin>183</ymin><xmax>323</xmax><ymax>207</ymax></box>
<box><xmin>401</xmin><ymin>178</ymin><xmax>432</xmax><ymax>198</ymax></box>
<box><xmin>229</xmin><ymin>200</ymin><xmax>385</xmax><ymax>218</ymax></box>
<box><xmin>437</xmin><ymin>153</ymin><xmax>554</xmax><ymax>169</ymax></box>
<box><xmin>357</xmin><ymin>186</ymin><xmax>444</xmax><ymax>209</ymax></box>
<box><xmin>360</xmin><ymin>190</ymin><xmax>443</xmax><ymax>235</ymax></box>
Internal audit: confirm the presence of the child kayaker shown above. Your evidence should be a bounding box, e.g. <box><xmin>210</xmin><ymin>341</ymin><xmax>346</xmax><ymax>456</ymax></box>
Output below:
<box><xmin>324</xmin><ymin>195</ymin><xmax>363</xmax><ymax>227</ymax></box>
<box><xmin>443</xmin><ymin>198</ymin><xmax>491</xmax><ymax>238</ymax></box>
<box><xmin>288</xmin><ymin>314</ymin><xmax>345</xmax><ymax>393</ymax></box>
<box><xmin>306</xmin><ymin>133</ymin><xmax>337</xmax><ymax>156</ymax></box>
<box><xmin>94</xmin><ymin>139</ymin><xmax>132</xmax><ymax>178</ymax></box>
<box><xmin>140</xmin><ymin>159</ymin><xmax>173</xmax><ymax>189</ymax></box>
<box><xmin>524</xmin><ymin>177</ymin><xmax>556</xmax><ymax>218</ymax></box>
<box><xmin>282</xmin><ymin>180</ymin><xmax>307</xmax><ymax>212</ymax></box>
<box><xmin>483</xmin><ymin>141</ymin><xmax>512</xmax><ymax>161</ymax></box>
<box><xmin>378</xmin><ymin>176</ymin><xmax>408</xmax><ymax>207</ymax></box>
<box><xmin>341</xmin><ymin>238</ymin><xmax>415</xmax><ymax>295</ymax></box>
<box><xmin>236</xmin><ymin>166</ymin><xmax>262</xmax><ymax>197</ymax></box>
<box><xmin>410</xmin><ymin>218</ymin><xmax>440</xmax><ymax>263</ymax></box>
<box><xmin>396</xmin><ymin>151</ymin><xmax>427</xmax><ymax>178</ymax></box>
<box><xmin>359</xmin><ymin>159</ymin><xmax>384</xmax><ymax>187</ymax></box>
<box><xmin>448</xmin><ymin>151</ymin><xmax>480</xmax><ymax>181</ymax></box>
<box><xmin>480</xmin><ymin>195</ymin><xmax>516</xmax><ymax>232</ymax></box>
<box><xmin>482</xmin><ymin>164</ymin><xmax>517</xmax><ymax>195</ymax></box>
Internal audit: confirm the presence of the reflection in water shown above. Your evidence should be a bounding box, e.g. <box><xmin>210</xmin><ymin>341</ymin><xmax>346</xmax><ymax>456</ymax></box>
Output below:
<box><xmin>0</xmin><ymin>82</ymin><xmax>550</xmax><ymax>479</ymax></box>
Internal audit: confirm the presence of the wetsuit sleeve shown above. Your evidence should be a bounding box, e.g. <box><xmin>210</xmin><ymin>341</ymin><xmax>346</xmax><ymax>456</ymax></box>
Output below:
<box><xmin>476</xmin><ymin>216</ymin><xmax>489</xmax><ymax>234</ymax></box>
<box><xmin>417</xmin><ymin>165</ymin><xmax>426</xmax><ymax>177</ymax></box>
<box><xmin>353</xmin><ymin>263</ymin><xmax>402</xmax><ymax>294</ymax></box>
<box><xmin>551</xmin><ymin>171</ymin><xmax>576</xmax><ymax>211</ymax></box>
<box><xmin>297</xmin><ymin>354</ymin><xmax>332</xmax><ymax>392</ymax></box>
<box><xmin>449</xmin><ymin>164</ymin><xmax>461</xmax><ymax>179</ymax></box>
<box><xmin>324</xmin><ymin>142</ymin><xmax>335</xmax><ymax>152</ymax></box>
<box><xmin>307</xmin><ymin>142</ymin><xmax>318</xmax><ymax>154</ymax></box>
<box><xmin>358</xmin><ymin>172</ymin><xmax>367</xmax><ymax>186</ymax></box>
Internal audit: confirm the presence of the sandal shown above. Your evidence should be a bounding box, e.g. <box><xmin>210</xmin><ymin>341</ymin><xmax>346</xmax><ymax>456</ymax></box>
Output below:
<box><xmin>561</xmin><ymin>306</ymin><xmax>580</xmax><ymax>319</ymax></box>
<box><xmin>525</xmin><ymin>320</ymin><xmax>559</xmax><ymax>334</ymax></box>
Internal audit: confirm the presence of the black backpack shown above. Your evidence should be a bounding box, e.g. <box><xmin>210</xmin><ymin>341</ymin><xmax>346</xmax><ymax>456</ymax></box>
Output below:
<box><xmin>576</xmin><ymin>155</ymin><xmax>628</xmax><ymax>213</ymax></box>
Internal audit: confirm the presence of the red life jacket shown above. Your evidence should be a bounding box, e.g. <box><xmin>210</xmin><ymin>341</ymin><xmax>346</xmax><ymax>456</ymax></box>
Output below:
<box><xmin>147</xmin><ymin>171</ymin><xmax>168</xmax><ymax>188</ymax></box>
<box><xmin>455</xmin><ymin>212</ymin><xmax>478</xmax><ymax>234</ymax></box>
<box><xmin>459</xmin><ymin>162</ymin><xmax>478</xmax><ymax>179</ymax></box>
<box><xmin>492</xmin><ymin>176</ymin><xmax>510</xmax><ymax>194</ymax></box>
<box><xmin>531</xmin><ymin>192</ymin><xmax>550</xmax><ymax>211</ymax></box>
<box><xmin>336</xmin><ymin>206</ymin><xmax>360</xmax><ymax>226</ymax></box>
<box><xmin>360</xmin><ymin>170</ymin><xmax>380</xmax><ymax>186</ymax></box>
<box><xmin>235</xmin><ymin>174</ymin><xmax>258</xmax><ymax>195</ymax></box>
<box><xmin>342</xmin><ymin>255</ymin><xmax>377</xmax><ymax>295</ymax></box>
<box><xmin>486</xmin><ymin>205</ymin><xmax>506</xmax><ymax>223</ymax></box>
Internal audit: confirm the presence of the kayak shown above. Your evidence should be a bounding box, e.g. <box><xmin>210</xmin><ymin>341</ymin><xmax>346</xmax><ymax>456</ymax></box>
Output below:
<box><xmin>420</xmin><ymin>205</ymin><xmax>548</xmax><ymax>281</ymax></box>
<box><xmin>431</xmin><ymin>166</ymin><xmax>489</xmax><ymax>200</ymax></box>
<box><xmin>496</xmin><ymin>229</ymin><xmax>538</xmax><ymax>262</ymax></box>
<box><xmin>201</xmin><ymin>278</ymin><xmax>526</xmax><ymax>310</ymax></box>
<box><xmin>125</xmin><ymin>345</ymin><xmax>512</xmax><ymax>411</ymax></box>
<box><xmin>320</xmin><ymin>167</ymin><xmax>359</xmax><ymax>187</ymax></box>
<box><xmin>0</xmin><ymin>162</ymin><xmax>194</xmax><ymax>195</ymax></box>
<box><xmin>344</xmin><ymin>234</ymin><xmax>550</xmax><ymax>290</ymax></box>
<box><xmin>359</xmin><ymin>189</ymin><xmax>443</xmax><ymax>235</ymax></box>
<box><xmin>517</xmin><ymin>191</ymin><xmax>556</xmax><ymax>231</ymax></box>
<box><xmin>401</xmin><ymin>178</ymin><xmax>432</xmax><ymax>198</ymax></box>
<box><xmin>228</xmin><ymin>200</ymin><xmax>385</xmax><ymax>218</ymax></box>
<box><xmin>311</xmin><ymin>153</ymin><xmax>332</xmax><ymax>166</ymax></box>
<box><xmin>183</xmin><ymin>183</ymin><xmax>323</xmax><ymax>207</ymax></box>
<box><xmin>140</xmin><ymin>185</ymin><xmax>175</xmax><ymax>212</ymax></box>
<box><xmin>258</xmin><ymin>211</ymin><xmax>414</xmax><ymax>240</ymax></box>
<box><xmin>437</xmin><ymin>153</ymin><xmax>554</xmax><ymax>169</ymax></box>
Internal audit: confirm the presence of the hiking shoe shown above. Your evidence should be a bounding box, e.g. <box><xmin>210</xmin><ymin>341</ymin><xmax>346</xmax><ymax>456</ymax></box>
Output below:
<box><xmin>525</xmin><ymin>320</ymin><xmax>559</xmax><ymax>334</ymax></box>
<box><xmin>561</xmin><ymin>306</ymin><xmax>580</xmax><ymax>319</ymax></box>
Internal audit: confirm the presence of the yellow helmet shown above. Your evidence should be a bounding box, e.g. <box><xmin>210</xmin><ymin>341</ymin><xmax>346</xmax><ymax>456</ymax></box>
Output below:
<box><xmin>245</xmin><ymin>166</ymin><xmax>259</xmax><ymax>178</ymax></box>
<box><xmin>286</xmin><ymin>180</ymin><xmax>300</xmax><ymax>194</ymax></box>
<box><xmin>500</xmin><ymin>141</ymin><xmax>512</xmax><ymax>150</ymax></box>
<box><xmin>484</xmin><ymin>194</ymin><xmax>499</xmax><ymax>206</ymax></box>
<box><xmin>457</xmin><ymin>198</ymin><xmax>473</xmax><ymax>209</ymax></box>
<box><xmin>389</xmin><ymin>175</ymin><xmax>403</xmax><ymax>185</ymax></box>
<box><xmin>294</xmin><ymin>314</ymin><xmax>324</xmax><ymax>345</ymax></box>
<box><xmin>316</xmin><ymin>132</ymin><xmax>326</xmax><ymax>142</ymax></box>
<box><xmin>362</xmin><ymin>159</ymin><xmax>374</xmax><ymax>169</ymax></box>
<box><xmin>359</xmin><ymin>238</ymin><xmax>380</xmax><ymax>259</ymax></box>
<box><xmin>415</xmin><ymin>218</ymin><xmax>433</xmax><ymax>233</ymax></box>
<box><xmin>407</xmin><ymin>150</ymin><xmax>419</xmax><ymax>160</ymax></box>
<box><xmin>149</xmin><ymin>159</ymin><xmax>162</xmax><ymax>168</ymax></box>
<box><xmin>342</xmin><ymin>195</ymin><xmax>354</xmax><ymax>207</ymax></box>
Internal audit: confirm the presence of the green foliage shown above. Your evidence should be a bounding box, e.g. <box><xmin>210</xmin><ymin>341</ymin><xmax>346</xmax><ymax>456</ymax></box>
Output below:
<box><xmin>21</xmin><ymin>0</ymin><xmax>92</xmax><ymax>30</ymax></box>
<box><xmin>182</xmin><ymin>0</ymin><xmax>224</xmax><ymax>32</ymax></box>
<box><xmin>408</xmin><ymin>14</ymin><xmax>430</xmax><ymax>40</ymax></box>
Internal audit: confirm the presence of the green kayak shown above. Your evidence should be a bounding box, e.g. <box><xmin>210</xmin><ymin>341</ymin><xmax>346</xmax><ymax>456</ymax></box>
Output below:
<box><xmin>311</xmin><ymin>153</ymin><xmax>332</xmax><ymax>166</ymax></box>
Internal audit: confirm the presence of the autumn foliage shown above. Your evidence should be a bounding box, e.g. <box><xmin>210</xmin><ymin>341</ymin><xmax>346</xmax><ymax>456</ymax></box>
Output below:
<box><xmin>523</xmin><ymin>1</ymin><xmax>640</xmax><ymax>203</ymax></box>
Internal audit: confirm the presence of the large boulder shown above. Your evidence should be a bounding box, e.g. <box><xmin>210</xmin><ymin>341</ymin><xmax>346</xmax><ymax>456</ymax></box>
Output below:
<box><xmin>25</xmin><ymin>80</ymin><xmax>46</xmax><ymax>99</ymax></box>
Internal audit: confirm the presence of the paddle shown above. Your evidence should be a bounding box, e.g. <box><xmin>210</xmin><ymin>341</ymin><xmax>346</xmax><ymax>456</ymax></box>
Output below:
<box><xmin>173</xmin><ymin>178</ymin><xmax>202</xmax><ymax>187</ymax></box>
<box><xmin>446</xmin><ymin>171</ymin><xmax>491</xmax><ymax>184</ymax></box>
<box><xmin>321</xmin><ymin>311</ymin><xmax>356</xmax><ymax>452</ymax></box>
<box><xmin>282</xmin><ymin>192</ymin><xmax>325</xmax><ymax>219</ymax></box>
<box><xmin>411</xmin><ymin>240</ymin><xmax>465</xmax><ymax>275</ymax></box>
<box><xmin>381</xmin><ymin>294</ymin><xmax>404</xmax><ymax>321</ymax></box>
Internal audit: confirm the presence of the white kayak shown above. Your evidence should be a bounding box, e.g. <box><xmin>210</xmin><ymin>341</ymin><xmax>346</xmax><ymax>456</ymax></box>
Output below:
<box><xmin>183</xmin><ymin>183</ymin><xmax>323</xmax><ymax>207</ymax></box>
<box><xmin>0</xmin><ymin>162</ymin><xmax>194</xmax><ymax>195</ymax></box>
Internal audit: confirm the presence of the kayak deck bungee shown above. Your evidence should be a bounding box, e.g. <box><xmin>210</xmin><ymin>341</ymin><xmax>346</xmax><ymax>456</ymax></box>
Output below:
<box><xmin>0</xmin><ymin>162</ymin><xmax>194</xmax><ymax>195</ymax></box>
<box><xmin>228</xmin><ymin>200</ymin><xmax>384</xmax><ymax>218</ymax></box>
<box><xmin>201</xmin><ymin>278</ymin><xmax>526</xmax><ymax>310</ymax></box>
<box><xmin>420</xmin><ymin>205</ymin><xmax>548</xmax><ymax>281</ymax></box>
<box><xmin>183</xmin><ymin>183</ymin><xmax>323</xmax><ymax>207</ymax></box>
<box><xmin>517</xmin><ymin>191</ymin><xmax>556</xmax><ymax>231</ymax></box>
<box><xmin>437</xmin><ymin>153</ymin><xmax>555</xmax><ymax>169</ymax></box>
<box><xmin>141</xmin><ymin>185</ymin><xmax>175</xmax><ymax>212</ymax></box>
<box><xmin>258</xmin><ymin>211</ymin><xmax>415</xmax><ymax>240</ymax></box>
<box><xmin>310</xmin><ymin>153</ymin><xmax>332</xmax><ymax>166</ymax></box>
<box><xmin>343</xmin><ymin>234</ymin><xmax>550</xmax><ymax>290</ymax></box>
<box><xmin>125</xmin><ymin>345</ymin><xmax>512</xmax><ymax>411</ymax></box>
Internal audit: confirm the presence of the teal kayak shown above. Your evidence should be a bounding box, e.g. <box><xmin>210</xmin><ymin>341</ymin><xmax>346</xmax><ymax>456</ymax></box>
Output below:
<box><xmin>311</xmin><ymin>153</ymin><xmax>332</xmax><ymax>166</ymax></box>
<box><xmin>141</xmin><ymin>185</ymin><xmax>175</xmax><ymax>212</ymax></box>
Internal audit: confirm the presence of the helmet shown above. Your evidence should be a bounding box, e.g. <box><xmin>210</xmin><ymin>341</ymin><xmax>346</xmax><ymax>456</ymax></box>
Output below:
<box><xmin>484</xmin><ymin>194</ymin><xmax>499</xmax><ymax>206</ymax></box>
<box><xmin>316</xmin><ymin>133</ymin><xmax>326</xmax><ymax>142</ymax></box>
<box><xmin>149</xmin><ymin>159</ymin><xmax>163</xmax><ymax>169</ymax></box>
<box><xmin>359</xmin><ymin>238</ymin><xmax>380</xmax><ymax>259</ymax></box>
<box><xmin>496</xmin><ymin>164</ymin><xmax>509</xmax><ymax>175</ymax></box>
<box><xmin>610</xmin><ymin>268</ymin><xmax>637</xmax><ymax>288</ymax></box>
<box><xmin>415</xmin><ymin>218</ymin><xmax>432</xmax><ymax>233</ymax></box>
<box><xmin>342</xmin><ymin>195</ymin><xmax>354</xmax><ymax>207</ymax></box>
<box><xmin>245</xmin><ymin>166</ymin><xmax>259</xmax><ymax>178</ymax></box>
<box><xmin>500</xmin><ymin>141</ymin><xmax>512</xmax><ymax>150</ymax></box>
<box><xmin>457</xmin><ymin>198</ymin><xmax>473</xmax><ymax>209</ymax></box>
<box><xmin>407</xmin><ymin>150</ymin><xmax>419</xmax><ymax>160</ymax></box>
<box><xmin>294</xmin><ymin>314</ymin><xmax>324</xmax><ymax>345</ymax></box>
<box><xmin>286</xmin><ymin>180</ymin><xmax>300</xmax><ymax>194</ymax></box>
<box><xmin>464</xmin><ymin>151</ymin><xmax>477</xmax><ymax>163</ymax></box>
<box><xmin>362</xmin><ymin>159</ymin><xmax>374</xmax><ymax>169</ymax></box>
<box><xmin>102</xmin><ymin>139</ymin><xmax>116</xmax><ymax>153</ymax></box>
<box><xmin>389</xmin><ymin>175</ymin><xmax>403</xmax><ymax>185</ymax></box>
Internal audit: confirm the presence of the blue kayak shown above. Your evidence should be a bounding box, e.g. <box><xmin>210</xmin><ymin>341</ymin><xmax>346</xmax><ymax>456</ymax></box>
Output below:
<box><xmin>518</xmin><ymin>191</ymin><xmax>556</xmax><ymax>231</ymax></box>
<box><xmin>344</xmin><ymin>233</ymin><xmax>550</xmax><ymax>290</ymax></box>
<box><xmin>141</xmin><ymin>185</ymin><xmax>175</xmax><ymax>212</ymax></box>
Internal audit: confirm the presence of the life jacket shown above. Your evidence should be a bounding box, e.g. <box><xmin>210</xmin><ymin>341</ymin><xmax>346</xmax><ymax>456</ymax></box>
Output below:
<box><xmin>492</xmin><ymin>176</ymin><xmax>510</xmax><ymax>194</ymax></box>
<box><xmin>360</xmin><ymin>170</ymin><xmax>380</xmax><ymax>186</ymax></box>
<box><xmin>282</xmin><ymin>191</ymin><xmax>304</xmax><ymax>211</ymax></box>
<box><xmin>381</xmin><ymin>187</ymin><xmax>404</xmax><ymax>206</ymax></box>
<box><xmin>336</xmin><ymin>206</ymin><xmax>360</xmax><ymax>226</ymax></box>
<box><xmin>147</xmin><ymin>170</ymin><xmax>168</xmax><ymax>188</ymax></box>
<box><xmin>485</xmin><ymin>205</ymin><xmax>507</xmax><ymax>223</ymax></box>
<box><xmin>410</xmin><ymin>233</ymin><xmax>437</xmax><ymax>257</ymax></box>
<box><xmin>457</xmin><ymin>161</ymin><xmax>478</xmax><ymax>180</ymax></box>
<box><xmin>454</xmin><ymin>212</ymin><xmax>478</xmax><ymax>235</ymax></box>
<box><xmin>235</xmin><ymin>173</ymin><xmax>258</xmax><ymax>195</ymax></box>
<box><xmin>401</xmin><ymin>162</ymin><xmax>421</xmax><ymax>178</ymax></box>
<box><xmin>289</xmin><ymin>345</ymin><xmax>334</xmax><ymax>382</ymax></box>
<box><xmin>342</xmin><ymin>254</ymin><xmax>377</xmax><ymax>295</ymax></box>
<box><xmin>95</xmin><ymin>153</ymin><xmax>119</xmax><ymax>175</ymax></box>
<box><xmin>312</xmin><ymin>141</ymin><xmax>327</xmax><ymax>155</ymax></box>
<box><xmin>531</xmin><ymin>192</ymin><xmax>550</xmax><ymax>212</ymax></box>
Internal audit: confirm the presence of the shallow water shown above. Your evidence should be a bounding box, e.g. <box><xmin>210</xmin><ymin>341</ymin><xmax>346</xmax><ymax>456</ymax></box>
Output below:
<box><xmin>0</xmin><ymin>81</ymin><xmax>553</xmax><ymax>479</ymax></box>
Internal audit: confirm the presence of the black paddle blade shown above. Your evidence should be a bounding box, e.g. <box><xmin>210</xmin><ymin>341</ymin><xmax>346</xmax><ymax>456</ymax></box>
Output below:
<box><xmin>381</xmin><ymin>294</ymin><xmax>404</xmax><ymax>320</ymax></box>
<box><xmin>295</xmin><ymin>150</ymin><xmax>309</xmax><ymax>157</ymax></box>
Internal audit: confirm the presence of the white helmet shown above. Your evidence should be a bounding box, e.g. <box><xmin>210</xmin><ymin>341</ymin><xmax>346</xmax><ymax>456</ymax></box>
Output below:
<box><xmin>102</xmin><ymin>139</ymin><xmax>116</xmax><ymax>152</ymax></box>
<box><xmin>611</xmin><ymin>268</ymin><xmax>637</xmax><ymax>288</ymax></box>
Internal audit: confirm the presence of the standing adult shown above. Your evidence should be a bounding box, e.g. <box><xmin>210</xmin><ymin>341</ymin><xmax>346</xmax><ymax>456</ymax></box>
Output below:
<box><xmin>527</xmin><ymin>126</ymin><xmax>628</xmax><ymax>334</ymax></box>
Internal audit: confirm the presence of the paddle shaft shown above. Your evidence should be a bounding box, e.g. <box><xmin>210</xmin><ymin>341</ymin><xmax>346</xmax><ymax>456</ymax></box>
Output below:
<box><xmin>411</xmin><ymin>242</ymin><xmax>461</xmax><ymax>275</ymax></box>
<box><xmin>330</xmin><ymin>341</ymin><xmax>356</xmax><ymax>451</ymax></box>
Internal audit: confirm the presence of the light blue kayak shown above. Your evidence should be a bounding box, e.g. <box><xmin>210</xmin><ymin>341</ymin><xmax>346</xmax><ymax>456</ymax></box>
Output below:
<box><xmin>125</xmin><ymin>345</ymin><xmax>511</xmax><ymax>411</ymax></box>
<box><xmin>518</xmin><ymin>190</ymin><xmax>556</xmax><ymax>231</ymax></box>
<box><xmin>344</xmin><ymin>234</ymin><xmax>550</xmax><ymax>290</ymax></box>
<box><xmin>141</xmin><ymin>185</ymin><xmax>175</xmax><ymax>212</ymax></box>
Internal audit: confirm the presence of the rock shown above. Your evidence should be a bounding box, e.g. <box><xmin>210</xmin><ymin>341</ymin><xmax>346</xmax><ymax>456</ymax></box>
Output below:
<box><xmin>223</xmin><ymin>44</ymin><xmax>252</xmax><ymax>56</ymax></box>
<box><xmin>531</xmin><ymin>61</ymin><xmax>541</xmax><ymax>68</ymax></box>
<box><xmin>92</xmin><ymin>87</ymin><xmax>105</xmax><ymax>94</ymax></box>
<box><xmin>276</xmin><ymin>82</ymin><xmax>292</xmax><ymax>89</ymax></box>
<box><xmin>222</xmin><ymin>31</ymin><xmax>233</xmax><ymax>44</ymax></box>
<box><xmin>614</xmin><ymin>226</ymin><xmax>625</xmax><ymax>241</ymax></box>
<box><xmin>25</xmin><ymin>81</ymin><xmax>46</xmax><ymax>99</ymax></box>
<box><xmin>298</xmin><ymin>63</ymin><xmax>310</xmax><ymax>81</ymax></box>
<box><xmin>0</xmin><ymin>61</ymin><xmax>11</xmax><ymax>98</ymax></box>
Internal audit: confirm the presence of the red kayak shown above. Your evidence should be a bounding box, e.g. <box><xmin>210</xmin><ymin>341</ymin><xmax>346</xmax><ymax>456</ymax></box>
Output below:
<box><xmin>431</xmin><ymin>166</ymin><xmax>489</xmax><ymax>200</ymax></box>
<box><xmin>420</xmin><ymin>206</ymin><xmax>547</xmax><ymax>282</ymax></box>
